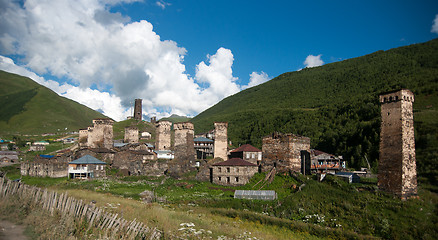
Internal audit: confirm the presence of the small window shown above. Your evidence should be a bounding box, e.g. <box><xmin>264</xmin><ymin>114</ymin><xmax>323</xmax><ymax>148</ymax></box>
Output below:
<box><xmin>218</xmin><ymin>177</ymin><xmax>221</xmax><ymax>181</ymax></box>
<box><xmin>96</xmin><ymin>165</ymin><xmax>99</xmax><ymax>170</ymax></box>
<box><xmin>227</xmin><ymin>167</ymin><xmax>230</xmax><ymax>173</ymax></box>
<box><xmin>251</xmin><ymin>153</ymin><xmax>255</xmax><ymax>159</ymax></box>
<box><xmin>235</xmin><ymin>177</ymin><xmax>239</xmax><ymax>182</ymax></box>
<box><xmin>218</xmin><ymin>167</ymin><xmax>222</xmax><ymax>172</ymax></box>
<box><xmin>236</xmin><ymin>167</ymin><xmax>239</xmax><ymax>173</ymax></box>
<box><xmin>246</xmin><ymin>153</ymin><xmax>250</xmax><ymax>159</ymax></box>
<box><xmin>227</xmin><ymin>177</ymin><xmax>230</xmax><ymax>183</ymax></box>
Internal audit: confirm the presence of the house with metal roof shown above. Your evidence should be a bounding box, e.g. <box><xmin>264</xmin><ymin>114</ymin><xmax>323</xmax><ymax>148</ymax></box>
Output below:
<box><xmin>68</xmin><ymin>155</ymin><xmax>107</xmax><ymax>179</ymax></box>
<box><xmin>194</xmin><ymin>137</ymin><xmax>214</xmax><ymax>159</ymax></box>
<box><xmin>229</xmin><ymin>144</ymin><xmax>262</xmax><ymax>165</ymax></box>
<box><xmin>211</xmin><ymin>158</ymin><xmax>258</xmax><ymax>186</ymax></box>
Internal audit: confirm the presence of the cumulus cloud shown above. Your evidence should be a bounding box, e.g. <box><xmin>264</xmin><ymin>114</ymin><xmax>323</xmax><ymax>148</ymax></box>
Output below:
<box><xmin>0</xmin><ymin>0</ymin><xmax>267</xmax><ymax>121</ymax></box>
<box><xmin>432</xmin><ymin>14</ymin><xmax>438</xmax><ymax>34</ymax></box>
<box><xmin>243</xmin><ymin>71</ymin><xmax>270</xmax><ymax>89</ymax></box>
<box><xmin>304</xmin><ymin>54</ymin><xmax>324</xmax><ymax>68</ymax></box>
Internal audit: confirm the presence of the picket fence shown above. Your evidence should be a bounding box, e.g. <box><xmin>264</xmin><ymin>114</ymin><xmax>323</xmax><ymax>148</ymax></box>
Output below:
<box><xmin>0</xmin><ymin>177</ymin><xmax>161</xmax><ymax>239</ymax></box>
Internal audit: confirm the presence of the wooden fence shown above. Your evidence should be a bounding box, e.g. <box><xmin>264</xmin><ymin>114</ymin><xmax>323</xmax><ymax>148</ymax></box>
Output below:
<box><xmin>0</xmin><ymin>177</ymin><xmax>161</xmax><ymax>239</ymax></box>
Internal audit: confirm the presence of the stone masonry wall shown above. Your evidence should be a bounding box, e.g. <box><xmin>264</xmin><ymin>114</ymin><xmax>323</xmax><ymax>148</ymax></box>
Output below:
<box><xmin>262</xmin><ymin>132</ymin><xmax>310</xmax><ymax>172</ymax></box>
<box><xmin>214</xmin><ymin>122</ymin><xmax>228</xmax><ymax>160</ymax></box>
<box><xmin>212</xmin><ymin>165</ymin><xmax>258</xmax><ymax>186</ymax></box>
<box><xmin>88</xmin><ymin>119</ymin><xmax>114</xmax><ymax>149</ymax></box>
<box><xmin>79</xmin><ymin>129</ymin><xmax>88</xmax><ymax>148</ymax></box>
<box><xmin>155</xmin><ymin>121</ymin><xmax>172</xmax><ymax>151</ymax></box>
<box><xmin>378</xmin><ymin>89</ymin><xmax>417</xmax><ymax>199</ymax></box>
<box><xmin>134</xmin><ymin>99</ymin><xmax>142</xmax><ymax>120</ymax></box>
<box><xmin>124</xmin><ymin>126</ymin><xmax>139</xmax><ymax>144</ymax></box>
<box><xmin>169</xmin><ymin>122</ymin><xmax>196</xmax><ymax>177</ymax></box>
<box><xmin>21</xmin><ymin>162</ymin><xmax>68</xmax><ymax>178</ymax></box>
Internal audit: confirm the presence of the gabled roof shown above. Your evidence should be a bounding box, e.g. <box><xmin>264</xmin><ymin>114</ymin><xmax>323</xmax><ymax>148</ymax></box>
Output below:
<box><xmin>194</xmin><ymin>137</ymin><xmax>213</xmax><ymax>142</ymax></box>
<box><xmin>69</xmin><ymin>155</ymin><xmax>106</xmax><ymax>165</ymax></box>
<box><xmin>230</xmin><ymin>144</ymin><xmax>261</xmax><ymax>153</ymax></box>
<box><xmin>213</xmin><ymin>158</ymin><xmax>257</xmax><ymax>167</ymax></box>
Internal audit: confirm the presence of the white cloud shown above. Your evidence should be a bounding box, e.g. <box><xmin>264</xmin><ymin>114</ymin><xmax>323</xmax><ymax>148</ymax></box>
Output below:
<box><xmin>432</xmin><ymin>14</ymin><xmax>438</xmax><ymax>34</ymax></box>
<box><xmin>243</xmin><ymin>71</ymin><xmax>270</xmax><ymax>89</ymax></box>
<box><xmin>304</xmin><ymin>54</ymin><xmax>324</xmax><ymax>68</ymax></box>
<box><xmin>156</xmin><ymin>0</ymin><xmax>171</xmax><ymax>9</ymax></box>
<box><xmin>0</xmin><ymin>55</ymin><xmax>127</xmax><ymax>121</ymax></box>
<box><xmin>0</xmin><ymin>0</ymin><xmax>267</xmax><ymax>121</ymax></box>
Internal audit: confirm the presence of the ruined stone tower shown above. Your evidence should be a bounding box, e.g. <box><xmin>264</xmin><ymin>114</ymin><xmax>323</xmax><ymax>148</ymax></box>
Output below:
<box><xmin>261</xmin><ymin>132</ymin><xmax>310</xmax><ymax>172</ymax></box>
<box><xmin>124</xmin><ymin>126</ymin><xmax>139</xmax><ymax>144</ymax></box>
<box><xmin>134</xmin><ymin>99</ymin><xmax>142</xmax><ymax>120</ymax></box>
<box><xmin>379</xmin><ymin>89</ymin><xmax>417</xmax><ymax>199</ymax></box>
<box><xmin>88</xmin><ymin>118</ymin><xmax>114</xmax><ymax>149</ymax></box>
<box><xmin>213</xmin><ymin>122</ymin><xmax>228</xmax><ymax>160</ymax></box>
<box><xmin>169</xmin><ymin>122</ymin><xmax>196</xmax><ymax>176</ymax></box>
<box><xmin>155</xmin><ymin>121</ymin><xmax>172</xmax><ymax>151</ymax></box>
<box><xmin>78</xmin><ymin>129</ymin><xmax>88</xmax><ymax>148</ymax></box>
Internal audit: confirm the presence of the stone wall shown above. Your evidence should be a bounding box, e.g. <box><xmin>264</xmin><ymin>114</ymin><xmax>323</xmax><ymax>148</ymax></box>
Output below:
<box><xmin>21</xmin><ymin>161</ymin><xmax>68</xmax><ymax>178</ymax></box>
<box><xmin>124</xmin><ymin>126</ymin><xmax>139</xmax><ymax>144</ymax></box>
<box><xmin>213</xmin><ymin>122</ymin><xmax>228</xmax><ymax>160</ymax></box>
<box><xmin>169</xmin><ymin>122</ymin><xmax>196</xmax><ymax>177</ymax></box>
<box><xmin>155</xmin><ymin>121</ymin><xmax>172</xmax><ymax>151</ymax></box>
<box><xmin>113</xmin><ymin>151</ymin><xmax>166</xmax><ymax>176</ymax></box>
<box><xmin>378</xmin><ymin>89</ymin><xmax>417</xmax><ymax>199</ymax></box>
<box><xmin>261</xmin><ymin>132</ymin><xmax>310</xmax><ymax>172</ymax></box>
<box><xmin>88</xmin><ymin>118</ymin><xmax>114</xmax><ymax>149</ymax></box>
<box><xmin>78</xmin><ymin>129</ymin><xmax>88</xmax><ymax>148</ymax></box>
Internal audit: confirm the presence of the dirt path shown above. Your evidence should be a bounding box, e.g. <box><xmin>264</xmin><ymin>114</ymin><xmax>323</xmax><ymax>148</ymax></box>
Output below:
<box><xmin>0</xmin><ymin>220</ymin><xmax>29</xmax><ymax>240</ymax></box>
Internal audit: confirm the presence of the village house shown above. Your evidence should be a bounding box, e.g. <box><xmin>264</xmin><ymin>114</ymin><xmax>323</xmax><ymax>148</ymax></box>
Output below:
<box><xmin>229</xmin><ymin>144</ymin><xmax>262</xmax><ymax>166</ymax></box>
<box><xmin>155</xmin><ymin>150</ymin><xmax>174</xmax><ymax>160</ymax></box>
<box><xmin>194</xmin><ymin>136</ymin><xmax>214</xmax><ymax>159</ymax></box>
<box><xmin>310</xmin><ymin>149</ymin><xmax>345</xmax><ymax>174</ymax></box>
<box><xmin>0</xmin><ymin>151</ymin><xmax>19</xmax><ymax>163</ymax></box>
<box><xmin>140</xmin><ymin>131</ymin><xmax>152</xmax><ymax>139</ymax></box>
<box><xmin>34</xmin><ymin>141</ymin><xmax>50</xmax><ymax>146</ymax></box>
<box><xmin>211</xmin><ymin>158</ymin><xmax>258</xmax><ymax>186</ymax></box>
<box><xmin>29</xmin><ymin>144</ymin><xmax>46</xmax><ymax>152</ymax></box>
<box><xmin>21</xmin><ymin>155</ymin><xmax>68</xmax><ymax>178</ymax></box>
<box><xmin>68</xmin><ymin>155</ymin><xmax>107</xmax><ymax>179</ymax></box>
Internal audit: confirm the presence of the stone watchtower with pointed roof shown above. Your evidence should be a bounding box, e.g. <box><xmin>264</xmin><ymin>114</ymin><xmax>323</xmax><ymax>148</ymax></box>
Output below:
<box><xmin>378</xmin><ymin>89</ymin><xmax>417</xmax><ymax>199</ymax></box>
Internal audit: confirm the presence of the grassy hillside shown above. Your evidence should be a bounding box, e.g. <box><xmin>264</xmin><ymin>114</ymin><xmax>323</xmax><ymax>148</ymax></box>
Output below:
<box><xmin>159</xmin><ymin>114</ymin><xmax>191</xmax><ymax>123</ymax></box>
<box><xmin>0</xmin><ymin>70</ymin><xmax>107</xmax><ymax>135</ymax></box>
<box><xmin>191</xmin><ymin>39</ymin><xmax>438</xmax><ymax>185</ymax></box>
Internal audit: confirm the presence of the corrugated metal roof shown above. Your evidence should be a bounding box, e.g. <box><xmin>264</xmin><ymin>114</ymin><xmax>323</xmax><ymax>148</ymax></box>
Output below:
<box><xmin>230</xmin><ymin>144</ymin><xmax>261</xmax><ymax>153</ymax></box>
<box><xmin>234</xmin><ymin>190</ymin><xmax>277</xmax><ymax>200</ymax></box>
<box><xmin>69</xmin><ymin>155</ymin><xmax>106</xmax><ymax>165</ymax></box>
<box><xmin>194</xmin><ymin>137</ymin><xmax>214</xmax><ymax>142</ymax></box>
<box><xmin>213</xmin><ymin>158</ymin><xmax>257</xmax><ymax>167</ymax></box>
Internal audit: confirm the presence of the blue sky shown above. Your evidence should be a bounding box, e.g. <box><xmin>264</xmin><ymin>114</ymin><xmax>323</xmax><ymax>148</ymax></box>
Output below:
<box><xmin>1</xmin><ymin>0</ymin><xmax>437</xmax><ymax>121</ymax></box>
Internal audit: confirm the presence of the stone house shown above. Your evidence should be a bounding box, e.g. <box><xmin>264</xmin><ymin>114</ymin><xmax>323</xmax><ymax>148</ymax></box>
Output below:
<box><xmin>68</xmin><ymin>155</ymin><xmax>107</xmax><ymax>179</ymax></box>
<box><xmin>229</xmin><ymin>144</ymin><xmax>262</xmax><ymax>165</ymax></box>
<box><xmin>211</xmin><ymin>158</ymin><xmax>258</xmax><ymax>186</ymax></box>
<box><xmin>29</xmin><ymin>144</ymin><xmax>46</xmax><ymax>152</ymax></box>
<box><xmin>0</xmin><ymin>151</ymin><xmax>19</xmax><ymax>163</ymax></box>
<box><xmin>21</xmin><ymin>155</ymin><xmax>68</xmax><ymax>178</ymax></box>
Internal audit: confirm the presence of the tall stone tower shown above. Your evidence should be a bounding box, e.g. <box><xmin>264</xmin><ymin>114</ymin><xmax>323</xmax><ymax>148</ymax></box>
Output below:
<box><xmin>134</xmin><ymin>99</ymin><xmax>142</xmax><ymax>120</ymax></box>
<box><xmin>379</xmin><ymin>89</ymin><xmax>417</xmax><ymax>199</ymax></box>
<box><xmin>214</xmin><ymin>122</ymin><xmax>228</xmax><ymax>160</ymax></box>
<box><xmin>88</xmin><ymin>118</ymin><xmax>114</xmax><ymax>149</ymax></box>
<box><xmin>124</xmin><ymin>126</ymin><xmax>139</xmax><ymax>144</ymax></box>
<box><xmin>155</xmin><ymin>121</ymin><xmax>172</xmax><ymax>151</ymax></box>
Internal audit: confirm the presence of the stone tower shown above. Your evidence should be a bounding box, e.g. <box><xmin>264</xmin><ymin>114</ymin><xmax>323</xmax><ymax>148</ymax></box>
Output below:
<box><xmin>88</xmin><ymin>118</ymin><xmax>114</xmax><ymax>149</ymax></box>
<box><xmin>78</xmin><ymin>129</ymin><xmax>88</xmax><ymax>148</ymax></box>
<box><xmin>213</xmin><ymin>122</ymin><xmax>228</xmax><ymax>160</ymax></box>
<box><xmin>134</xmin><ymin>99</ymin><xmax>142</xmax><ymax>120</ymax></box>
<box><xmin>170</xmin><ymin>122</ymin><xmax>196</xmax><ymax>176</ymax></box>
<box><xmin>155</xmin><ymin>121</ymin><xmax>172</xmax><ymax>151</ymax></box>
<box><xmin>124</xmin><ymin>126</ymin><xmax>139</xmax><ymax>144</ymax></box>
<box><xmin>378</xmin><ymin>89</ymin><xmax>417</xmax><ymax>199</ymax></box>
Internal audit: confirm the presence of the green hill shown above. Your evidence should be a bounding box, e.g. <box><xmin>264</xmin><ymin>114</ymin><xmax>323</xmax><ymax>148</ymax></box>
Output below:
<box><xmin>113</xmin><ymin>119</ymin><xmax>156</xmax><ymax>141</ymax></box>
<box><xmin>159</xmin><ymin>114</ymin><xmax>191</xmax><ymax>123</ymax></box>
<box><xmin>0</xmin><ymin>70</ymin><xmax>107</xmax><ymax>135</ymax></box>
<box><xmin>191</xmin><ymin>39</ymin><xmax>438</xmax><ymax>185</ymax></box>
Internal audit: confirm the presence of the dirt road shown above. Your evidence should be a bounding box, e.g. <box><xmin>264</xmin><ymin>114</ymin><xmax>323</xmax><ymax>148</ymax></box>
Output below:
<box><xmin>0</xmin><ymin>220</ymin><xmax>28</xmax><ymax>240</ymax></box>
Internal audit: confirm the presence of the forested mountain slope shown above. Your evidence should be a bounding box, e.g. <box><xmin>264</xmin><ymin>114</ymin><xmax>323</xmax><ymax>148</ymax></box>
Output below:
<box><xmin>0</xmin><ymin>70</ymin><xmax>107</xmax><ymax>134</ymax></box>
<box><xmin>191</xmin><ymin>39</ymin><xmax>438</xmax><ymax>184</ymax></box>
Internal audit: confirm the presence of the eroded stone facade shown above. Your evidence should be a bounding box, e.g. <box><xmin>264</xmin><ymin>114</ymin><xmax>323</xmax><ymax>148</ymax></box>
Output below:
<box><xmin>213</xmin><ymin>122</ymin><xmax>228</xmax><ymax>160</ymax></box>
<box><xmin>378</xmin><ymin>89</ymin><xmax>417</xmax><ymax>199</ymax></box>
<box><xmin>88</xmin><ymin>118</ymin><xmax>114</xmax><ymax>149</ymax></box>
<box><xmin>212</xmin><ymin>158</ymin><xmax>258</xmax><ymax>186</ymax></box>
<box><xmin>262</xmin><ymin>132</ymin><xmax>310</xmax><ymax>172</ymax></box>
<box><xmin>21</xmin><ymin>160</ymin><xmax>68</xmax><ymax>178</ymax></box>
<box><xmin>78</xmin><ymin>129</ymin><xmax>88</xmax><ymax>148</ymax></box>
<box><xmin>169</xmin><ymin>122</ymin><xmax>196</xmax><ymax>177</ymax></box>
<box><xmin>155</xmin><ymin>121</ymin><xmax>172</xmax><ymax>151</ymax></box>
<box><xmin>124</xmin><ymin>126</ymin><xmax>139</xmax><ymax>144</ymax></box>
